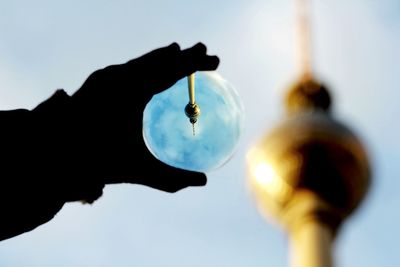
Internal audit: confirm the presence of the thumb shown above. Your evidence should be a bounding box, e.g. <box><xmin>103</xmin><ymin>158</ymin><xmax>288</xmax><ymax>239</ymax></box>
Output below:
<box><xmin>136</xmin><ymin>159</ymin><xmax>207</xmax><ymax>193</ymax></box>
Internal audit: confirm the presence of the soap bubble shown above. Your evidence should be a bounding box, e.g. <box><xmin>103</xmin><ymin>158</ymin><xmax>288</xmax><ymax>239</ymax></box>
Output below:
<box><xmin>143</xmin><ymin>71</ymin><xmax>244</xmax><ymax>172</ymax></box>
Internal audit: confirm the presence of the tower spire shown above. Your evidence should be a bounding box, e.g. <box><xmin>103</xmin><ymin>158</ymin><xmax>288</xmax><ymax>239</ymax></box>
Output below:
<box><xmin>296</xmin><ymin>0</ymin><xmax>313</xmax><ymax>79</ymax></box>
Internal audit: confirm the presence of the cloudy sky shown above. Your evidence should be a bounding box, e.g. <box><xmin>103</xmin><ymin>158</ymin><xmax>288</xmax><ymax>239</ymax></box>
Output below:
<box><xmin>0</xmin><ymin>0</ymin><xmax>399</xmax><ymax>266</ymax></box>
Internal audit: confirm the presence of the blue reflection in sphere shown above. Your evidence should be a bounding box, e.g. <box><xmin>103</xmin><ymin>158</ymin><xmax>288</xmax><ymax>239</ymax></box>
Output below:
<box><xmin>143</xmin><ymin>71</ymin><xmax>244</xmax><ymax>172</ymax></box>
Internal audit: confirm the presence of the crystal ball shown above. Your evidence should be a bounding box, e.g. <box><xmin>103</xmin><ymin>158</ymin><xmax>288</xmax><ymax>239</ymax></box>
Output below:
<box><xmin>142</xmin><ymin>71</ymin><xmax>245</xmax><ymax>172</ymax></box>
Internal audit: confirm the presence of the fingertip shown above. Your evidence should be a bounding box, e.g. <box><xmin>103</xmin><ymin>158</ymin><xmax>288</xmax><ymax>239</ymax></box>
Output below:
<box><xmin>189</xmin><ymin>171</ymin><xmax>207</xmax><ymax>187</ymax></box>
<box><xmin>193</xmin><ymin>42</ymin><xmax>207</xmax><ymax>54</ymax></box>
<box><xmin>168</xmin><ymin>42</ymin><xmax>181</xmax><ymax>52</ymax></box>
<box><xmin>184</xmin><ymin>42</ymin><xmax>207</xmax><ymax>55</ymax></box>
<box><xmin>208</xmin><ymin>55</ymin><xmax>220</xmax><ymax>69</ymax></box>
<box><xmin>195</xmin><ymin>55</ymin><xmax>220</xmax><ymax>71</ymax></box>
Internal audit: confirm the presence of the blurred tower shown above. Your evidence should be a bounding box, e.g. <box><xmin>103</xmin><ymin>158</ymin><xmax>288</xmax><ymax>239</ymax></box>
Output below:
<box><xmin>246</xmin><ymin>1</ymin><xmax>371</xmax><ymax>266</ymax></box>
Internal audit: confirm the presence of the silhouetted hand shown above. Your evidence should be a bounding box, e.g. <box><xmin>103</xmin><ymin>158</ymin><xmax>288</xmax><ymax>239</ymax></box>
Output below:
<box><xmin>68</xmin><ymin>42</ymin><xmax>219</xmax><ymax>193</ymax></box>
<box><xmin>0</xmin><ymin>43</ymin><xmax>219</xmax><ymax>241</ymax></box>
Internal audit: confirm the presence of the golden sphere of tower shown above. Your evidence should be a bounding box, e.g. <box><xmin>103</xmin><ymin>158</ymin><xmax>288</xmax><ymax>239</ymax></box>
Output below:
<box><xmin>185</xmin><ymin>102</ymin><xmax>201</xmax><ymax>124</ymax></box>
<box><xmin>247</xmin><ymin>79</ymin><xmax>371</xmax><ymax>233</ymax></box>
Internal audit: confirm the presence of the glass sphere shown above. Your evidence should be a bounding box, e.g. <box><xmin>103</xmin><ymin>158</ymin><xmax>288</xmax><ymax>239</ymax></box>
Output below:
<box><xmin>143</xmin><ymin>71</ymin><xmax>245</xmax><ymax>172</ymax></box>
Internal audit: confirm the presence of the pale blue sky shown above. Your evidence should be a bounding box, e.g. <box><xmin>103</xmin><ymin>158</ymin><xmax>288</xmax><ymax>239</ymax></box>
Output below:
<box><xmin>0</xmin><ymin>1</ymin><xmax>399</xmax><ymax>266</ymax></box>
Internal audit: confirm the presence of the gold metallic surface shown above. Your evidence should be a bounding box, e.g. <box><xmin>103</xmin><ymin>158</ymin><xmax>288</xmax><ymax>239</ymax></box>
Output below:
<box><xmin>290</xmin><ymin>220</ymin><xmax>333</xmax><ymax>267</ymax></box>
<box><xmin>185</xmin><ymin>103</ymin><xmax>201</xmax><ymax>124</ymax></box>
<box><xmin>185</xmin><ymin>74</ymin><xmax>200</xmax><ymax>135</ymax></box>
<box><xmin>247</xmin><ymin>80</ymin><xmax>371</xmax><ymax>234</ymax></box>
<box><xmin>285</xmin><ymin>78</ymin><xmax>331</xmax><ymax>114</ymax></box>
<box><xmin>188</xmin><ymin>73</ymin><xmax>196</xmax><ymax>105</ymax></box>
